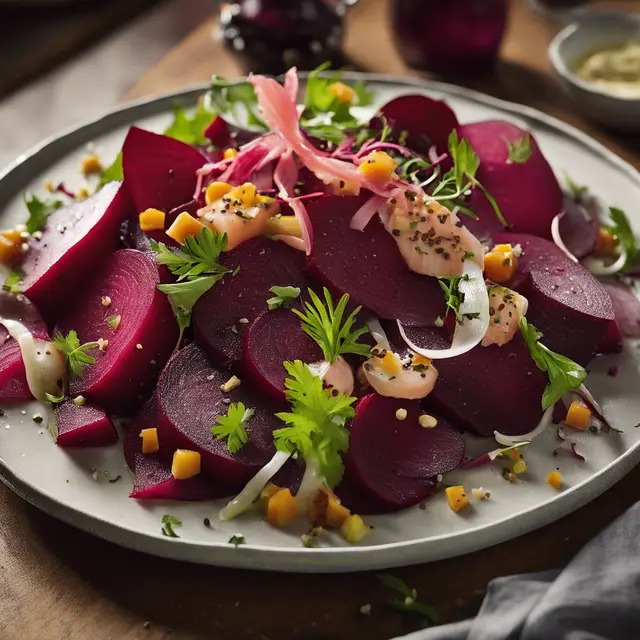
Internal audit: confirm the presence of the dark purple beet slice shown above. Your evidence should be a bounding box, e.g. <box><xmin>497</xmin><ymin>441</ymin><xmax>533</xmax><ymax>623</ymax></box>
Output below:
<box><xmin>122</xmin><ymin>126</ymin><xmax>206</xmax><ymax>213</ymax></box>
<box><xmin>0</xmin><ymin>341</ymin><xmax>31</xmax><ymax>402</ymax></box>
<box><xmin>599</xmin><ymin>319</ymin><xmax>623</xmax><ymax>355</ymax></box>
<box><xmin>459</xmin><ymin>121</ymin><xmax>563</xmax><ymax>238</ymax></box>
<box><xmin>193</xmin><ymin>237</ymin><xmax>308</xmax><ymax>367</ymax></box>
<box><xmin>243</xmin><ymin>309</ymin><xmax>322</xmax><ymax>399</ymax></box>
<box><xmin>494</xmin><ymin>233</ymin><xmax>614</xmax><ymax>365</ymax></box>
<box><xmin>334</xmin><ymin>476</ymin><xmax>396</xmax><ymax>515</ymax></box>
<box><xmin>345</xmin><ymin>394</ymin><xmax>464</xmax><ymax>509</ymax></box>
<box><xmin>378</xmin><ymin>94</ymin><xmax>459</xmax><ymax>156</ymax></box>
<box><xmin>57</xmin><ymin>249</ymin><xmax>178</xmax><ymax>413</ymax></box>
<box><xmin>204</xmin><ymin>115</ymin><xmax>258</xmax><ymax>149</ymax></box>
<box><xmin>306</xmin><ymin>196</ymin><xmax>446</xmax><ymax>326</ymax></box>
<box><xmin>559</xmin><ymin>196</ymin><xmax>598</xmax><ymax>259</ymax></box>
<box><xmin>20</xmin><ymin>182</ymin><xmax>132</xmax><ymax>319</ymax></box>
<box><xmin>124</xmin><ymin>399</ymin><xmax>234</xmax><ymax>500</ymax></box>
<box><xmin>55</xmin><ymin>402</ymin><xmax>118</xmax><ymax>448</ymax></box>
<box><xmin>156</xmin><ymin>342</ymin><xmax>279</xmax><ymax>484</ymax></box>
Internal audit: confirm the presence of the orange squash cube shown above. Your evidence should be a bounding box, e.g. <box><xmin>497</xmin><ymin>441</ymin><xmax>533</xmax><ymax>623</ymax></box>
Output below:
<box><xmin>223</xmin><ymin>148</ymin><xmax>239</xmax><ymax>160</ymax></box>
<box><xmin>340</xmin><ymin>514</ymin><xmax>370</xmax><ymax>543</ymax></box>
<box><xmin>484</xmin><ymin>244</ymin><xmax>518</xmax><ymax>283</ymax></box>
<box><xmin>138</xmin><ymin>208</ymin><xmax>166</xmax><ymax>232</ymax></box>
<box><xmin>328</xmin><ymin>81</ymin><xmax>356</xmax><ymax>105</ymax></box>
<box><xmin>0</xmin><ymin>235</ymin><xmax>21</xmax><ymax>264</ymax></box>
<box><xmin>445</xmin><ymin>485</ymin><xmax>470</xmax><ymax>513</ymax></box>
<box><xmin>546</xmin><ymin>471</ymin><xmax>562</xmax><ymax>490</ymax></box>
<box><xmin>171</xmin><ymin>449</ymin><xmax>201</xmax><ymax>479</ymax></box>
<box><xmin>204</xmin><ymin>181</ymin><xmax>233</xmax><ymax>205</ymax></box>
<box><xmin>595</xmin><ymin>227</ymin><xmax>618</xmax><ymax>257</ymax></box>
<box><xmin>139</xmin><ymin>428</ymin><xmax>159</xmax><ymax>454</ymax></box>
<box><xmin>565</xmin><ymin>400</ymin><xmax>591</xmax><ymax>431</ymax></box>
<box><xmin>166</xmin><ymin>212</ymin><xmax>204</xmax><ymax>244</ymax></box>
<box><xmin>308</xmin><ymin>488</ymin><xmax>351</xmax><ymax>528</ymax></box>
<box><xmin>265</xmin><ymin>215</ymin><xmax>301</xmax><ymax>237</ymax></box>
<box><xmin>357</xmin><ymin>151</ymin><xmax>397</xmax><ymax>182</ymax></box>
<box><xmin>266</xmin><ymin>488</ymin><xmax>300</xmax><ymax>527</ymax></box>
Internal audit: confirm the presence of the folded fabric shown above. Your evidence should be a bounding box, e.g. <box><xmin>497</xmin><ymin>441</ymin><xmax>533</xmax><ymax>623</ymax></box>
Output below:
<box><xmin>396</xmin><ymin>501</ymin><xmax>640</xmax><ymax>640</ymax></box>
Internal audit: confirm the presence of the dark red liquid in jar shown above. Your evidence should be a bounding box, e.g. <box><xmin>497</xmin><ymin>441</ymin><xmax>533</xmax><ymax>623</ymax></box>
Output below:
<box><xmin>390</xmin><ymin>0</ymin><xmax>508</xmax><ymax>74</ymax></box>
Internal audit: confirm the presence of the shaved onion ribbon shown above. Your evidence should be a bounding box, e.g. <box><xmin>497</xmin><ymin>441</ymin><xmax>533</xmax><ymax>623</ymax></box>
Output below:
<box><xmin>582</xmin><ymin>247</ymin><xmax>627</xmax><ymax>276</ymax></box>
<box><xmin>494</xmin><ymin>405</ymin><xmax>555</xmax><ymax>446</ymax></box>
<box><xmin>366</xmin><ymin>318</ymin><xmax>391</xmax><ymax>350</ymax></box>
<box><xmin>460</xmin><ymin>441</ymin><xmax>531</xmax><ymax>470</ymax></box>
<box><xmin>550</xmin><ymin>213</ymin><xmax>578</xmax><ymax>263</ymax></box>
<box><xmin>397</xmin><ymin>260</ymin><xmax>490</xmax><ymax>360</ymax></box>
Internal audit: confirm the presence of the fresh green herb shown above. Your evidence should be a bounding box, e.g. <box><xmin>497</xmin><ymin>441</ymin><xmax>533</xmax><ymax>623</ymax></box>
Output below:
<box><xmin>437</xmin><ymin>275</ymin><xmax>474</xmax><ymax>325</ymax></box>
<box><xmin>267</xmin><ymin>285</ymin><xmax>301</xmax><ymax>310</ymax></box>
<box><xmin>106</xmin><ymin>314</ymin><xmax>121</xmax><ymax>330</ymax></box>
<box><xmin>161</xmin><ymin>514</ymin><xmax>182</xmax><ymax>538</ymax></box>
<box><xmin>163</xmin><ymin>103</ymin><xmax>214</xmax><ymax>146</ymax></box>
<box><xmin>211</xmin><ymin>402</ymin><xmax>253</xmax><ymax>454</ymax></box>
<box><xmin>505</xmin><ymin>133</ymin><xmax>532</xmax><ymax>164</ymax></box>
<box><xmin>463</xmin><ymin>251</ymin><xmax>475</xmax><ymax>260</ymax></box>
<box><xmin>635</xmin><ymin>423</ymin><xmax>640</xmax><ymax>428</ymax></box>
<box><xmin>378</xmin><ymin>575</ymin><xmax>439</xmax><ymax>624</ymax></box>
<box><xmin>520</xmin><ymin>318</ymin><xmax>587</xmax><ymax>409</ymax></box>
<box><xmin>292</xmin><ymin>288</ymin><xmax>370</xmax><ymax>363</ymax></box>
<box><xmin>608</xmin><ymin>207</ymin><xmax>639</xmax><ymax>273</ymax></box>
<box><xmin>274</xmin><ymin>360</ymin><xmax>357</xmax><ymax>488</ymax></box>
<box><xmin>53</xmin><ymin>330</ymin><xmax>99</xmax><ymax>378</ymax></box>
<box><xmin>204</xmin><ymin>76</ymin><xmax>267</xmax><ymax>130</ymax></box>
<box><xmin>2</xmin><ymin>269</ymin><xmax>23</xmax><ymax>294</ymax></box>
<box><xmin>98</xmin><ymin>152</ymin><xmax>123</xmax><ymax>188</ymax></box>
<box><xmin>564</xmin><ymin>172</ymin><xmax>588</xmax><ymax>200</ymax></box>
<box><xmin>46</xmin><ymin>416</ymin><xmax>59</xmax><ymax>443</ymax></box>
<box><xmin>45</xmin><ymin>391</ymin><xmax>65</xmax><ymax>405</ymax></box>
<box><xmin>228</xmin><ymin>533</ymin><xmax>245</xmax><ymax>547</ymax></box>
<box><xmin>232</xmin><ymin>264</ymin><xmax>241</xmax><ymax>276</ymax></box>
<box><xmin>24</xmin><ymin>193</ymin><xmax>63</xmax><ymax>234</ymax></box>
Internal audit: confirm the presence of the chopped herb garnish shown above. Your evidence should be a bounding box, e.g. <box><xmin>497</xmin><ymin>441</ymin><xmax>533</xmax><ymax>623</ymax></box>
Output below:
<box><xmin>228</xmin><ymin>533</ymin><xmax>245</xmax><ymax>547</ymax></box>
<box><xmin>98</xmin><ymin>152</ymin><xmax>123</xmax><ymax>188</ymax></box>
<box><xmin>45</xmin><ymin>391</ymin><xmax>65</xmax><ymax>405</ymax></box>
<box><xmin>267</xmin><ymin>285</ymin><xmax>301</xmax><ymax>310</ymax></box>
<box><xmin>292</xmin><ymin>288</ymin><xmax>370</xmax><ymax>363</ymax></box>
<box><xmin>204</xmin><ymin>76</ymin><xmax>267</xmax><ymax>130</ymax></box>
<box><xmin>108</xmin><ymin>475</ymin><xmax>122</xmax><ymax>483</ymax></box>
<box><xmin>232</xmin><ymin>264</ymin><xmax>241</xmax><ymax>276</ymax></box>
<box><xmin>505</xmin><ymin>133</ymin><xmax>532</xmax><ymax>164</ymax></box>
<box><xmin>607</xmin><ymin>207</ymin><xmax>639</xmax><ymax>273</ymax></box>
<box><xmin>520</xmin><ymin>318</ymin><xmax>587</xmax><ymax>409</ymax></box>
<box><xmin>437</xmin><ymin>275</ymin><xmax>474</xmax><ymax>325</ymax></box>
<box><xmin>378</xmin><ymin>575</ymin><xmax>439</xmax><ymax>624</ymax></box>
<box><xmin>53</xmin><ymin>330</ymin><xmax>99</xmax><ymax>378</ymax></box>
<box><xmin>24</xmin><ymin>193</ymin><xmax>63</xmax><ymax>234</ymax></box>
<box><xmin>211</xmin><ymin>402</ymin><xmax>253</xmax><ymax>454</ymax></box>
<box><xmin>2</xmin><ymin>269</ymin><xmax>23</xmax><ymax>294</ymax></box>
<box><xmin>163</xmin><ymin>103</ymin><xmax>214</xmax><ymax>146</ymax></box>
<box><xmin>564</xmin><ymin>172</ymin><xmax>588</xmax><ymax>200</ymax></box>
<box><xmin>46</xmin><ymin>416</ymin><xmax>59</xmax><ymax>442</ymax></box>
<box><xmin>106</xmin><ymin>314</ymin><xmax>121</xmax><ymax>330</ymax></box>
<box><xmin>161</xmin><ymin>514</ymin><xmax>182</xmax><ymax>538</ymax></box>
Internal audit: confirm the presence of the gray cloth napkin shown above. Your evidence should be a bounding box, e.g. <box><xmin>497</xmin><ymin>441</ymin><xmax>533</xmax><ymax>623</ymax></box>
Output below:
<box><xmin>397</xmin><ymin>502</ymin><xmax>640</xmax><ymax>640</ymax></box>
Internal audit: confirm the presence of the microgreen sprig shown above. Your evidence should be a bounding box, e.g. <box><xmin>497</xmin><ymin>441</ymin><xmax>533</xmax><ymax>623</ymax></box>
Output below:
<box><xmin>378</xmin><ymin>575</ymin><xmax>439</xmax><ymax>624</ymax></box>
<box><xmin>53</xmin><ymin>330</ymin><xmax>99</xmax><ymax>378</ymax></box>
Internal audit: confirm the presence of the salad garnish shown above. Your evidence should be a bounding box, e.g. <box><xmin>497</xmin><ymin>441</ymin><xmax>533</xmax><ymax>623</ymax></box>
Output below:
<box><xmin>378</xmin><ymin>574</ymin><xmax>439</xmax><ymax>623</ymax></box>
<box><xmin>2</xmin><ymin>269</ymin><xmax>23</xmax><ymax>294</ymax></box>
<box><xmin>106</xmin><ymin>314</ymin><xmax>121</xmax><ymax>330</ymax></box>
<box><xmin>161</xmin><ymin>514</ymin><xmax>182</xmax><ymax>538</ymax></box>
<box><xmin>211</xmin><ymin>402</ymin><xmax>253</xmax><ymax>454</ymax></box>
<box><xmin>607</xmin><ymin>207</ymin><xmax>639</xmax><ymax>273</ymax></box>
<box><xmin>505</xmin><ymin>133</ymin><xmax>532</xmax><ymax>165</ymax></box>
<box><xmin>519</xmin><ymin>318</ymin><xmax>587</xmax><ymax>409</ymax></box>
<box><xmin>266</xmin><ymin>285</ymin><xmax>301</xmax><ymax>310</ymax></box>
<box><xmin>53</xmin><ymin>330</ymin><xmax>99</xmax><ymax>378</ymax></box>
<box><xmin>228</xmin><ymin>533</ymin><xmax>246</xmax><ymax>547</ymax></box>
<box><xmin>24</xmin><ymin>193</ymin><xmax>62</xmax><ymax>234</ymax></box>
<box><xmin>97</xmin><ymin>152</ymin><xmax>123</xmax><ymax>188</ymax></box>
<box><xmin>164</xmin><ymin>103</ymin><xmax>212</xmax><ymax>146</ymax></box>
<box><xmin>437</xmin><ymin>274</ymin><xmax>477</xmax><ymax>325</ymax></box>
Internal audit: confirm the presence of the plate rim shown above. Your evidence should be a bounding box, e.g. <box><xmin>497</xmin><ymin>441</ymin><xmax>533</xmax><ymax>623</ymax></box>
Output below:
<box><xmin>1</xmin><ymin>72</ymin><xmax>639</xmax><ymax>573</ymax></box>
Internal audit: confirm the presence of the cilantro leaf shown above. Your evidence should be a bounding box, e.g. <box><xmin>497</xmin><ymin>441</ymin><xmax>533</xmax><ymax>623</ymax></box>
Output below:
<box><xmin>53</xmin><ymin>330</ymin><xmax>99</xmax><ymax>378</ymax></box>
<box><xmin>292</xmin><ymin>288</ymin><xmax>370</xmax><ymax>363</ymax></box>
<box><xmin>267</xmin><ymin>285</ymin><xmax>301</xmax><ymax>310</ymax></box>
<box><xmin>161</xmin><ymin>514</ymin><xmax>182</xmax><ymax>538</ymax></box>
<box><xmin>204</xmin><ymin>76</ymin><xmax>267</xmax><ymax>131</ymax></box>
<box><xmin>24</xmin><ymin>193</ymin><xmax>63</xmax><ymax>234</ymax></box>
<box><xmin>211</xmin><ymin>402</ymin><xmax>253</xmax><ymax>454</ymax></box>
<box><xmin>98</xmin><ymin>152</ymin><xmax>123</xmax><ymax>188</ymax></box>
<box><xmin>505</xmin><ymin>133</ymin><xmax>532</xmax><ymax>164</ymax></box>
<box><xmin>228</xmin><ymin>533</ymin><xmax>245</xmax><ymax>547</ymax></box>
<box><xmin>274</xmin><ymin>360</ymin><xmax>357</xmax><ymax>488</ymax></box>
<box><xmin>379</xmin><ymin>575</ymin><xmax>439</xmax><ymax>624</ymax></box>
<box><xmin>608</xmin><ymin>207</ymin><xmax>639</xmax><ymax>273</ymax></box>
<box><xmin>3</xmin><ymin>269</ymin><xmax>23</xmax><ymax>294</ymax></box>
<box><xmin>520</xmin><ymin>318</ymin><xmax>587</xmax><ymax>409</ymax></box>
<box><xmin>164</xmin><ymin>103</ymin><xmax>215</xmax><ymax>146</ymax></box>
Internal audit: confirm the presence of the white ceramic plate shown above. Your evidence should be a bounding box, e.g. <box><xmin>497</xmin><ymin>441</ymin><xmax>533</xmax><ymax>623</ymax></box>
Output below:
<box><xmin>1</xmin><ymin>74</ymin><xmax>639</xmax><ymax>573</ymax></box>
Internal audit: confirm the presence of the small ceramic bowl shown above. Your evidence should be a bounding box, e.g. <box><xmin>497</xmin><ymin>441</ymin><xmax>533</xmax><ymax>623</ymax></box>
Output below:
<box><xmin>549</xmin><ymin>11</ymin><xmax>640</xmax><ymax>131</ymax></box>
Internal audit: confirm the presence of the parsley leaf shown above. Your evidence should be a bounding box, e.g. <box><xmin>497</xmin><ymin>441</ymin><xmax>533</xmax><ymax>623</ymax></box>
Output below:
<box><xmin>211</xmin><ymin>402</ymin><xmax>253</xmax><ymax>454</ymax></box>
<box><xmin>2</xmin><ymin>269</ymin><xmax>23</xmax><ymax>294</ymax></box>
<box><xmin>274</xmin><ymin>360</ymin><xmax>357</xmax><ymax>488</ymax></box>
<box><xmin>505</xmin><ymin>133</ymin><xmax>532</xmax><ymax>164</ymax></box>
<box><xmin>520</xmin><ymin>318</ymin><xmax>587</xmax><ymax>409</ymax></box>
<box><xmin>204</xmin><ymin>76</ymin><xmax>267</xmax><ymax>130</ymax></box>
<box><xmin>267</xmin><ymin>285</ymin><xmax>301</xmax><ymax>310</ymax></box>
<box><xmin>228</xmin><ymin>533</ymin><xmax>246</xmax><ymax>547</ymax></box>
<box><xmin>292</xmin><ymin>288</ymin><xmax>370</xmax><ymax>363</ymax></box>
<box><xmin>24</xmin><ymin>193</ymin><xmax>63</xmax><ymax>234</ymax></box>
<box><xmin>106</xmin><ymin>314</ymin><xmax>121</xmax><ymax>330</ymax></box>
<box><xmin>98</xmin><ymin>152</ymin><xmax>123</xmax><ymax>188</ymax></box>
<box><xmin>164</xmin><ymin>103</ymin><xmax>215</xmax><ymax>146</ymax></box>
<box><xmin>161</xmin><ymin>514</ymin><xmax>182</xmax><ymax>538</ymax></box>
<box><xmin>608</xmin><ymin>207</ymin><xmax>639</xmax><ymax>273</ymax></box>
<box><xmin>379</xmin><ymin>575</ymin><xmax>439</xmax><ymax>624</ymax></box>
<box><xmin>53</xmin><ymin>330</ymin><xmax>99</xmax><ymax>378</ymax></box>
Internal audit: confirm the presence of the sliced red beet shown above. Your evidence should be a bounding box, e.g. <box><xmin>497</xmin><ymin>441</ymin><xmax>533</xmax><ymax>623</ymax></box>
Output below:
<box><xmin>599</xmin><ymin>319</ymin><xmax>623</xmax><ymax>355</ymax></box>
<box><xmin>156</xmin><ymin>343</ymin><xmax>279</xmax><ymax>484</ymax></box>
<box><xmin>378</xmin><ymin>95</ymin><xmax>459</xmax><ymax>157</ymax></box>
<box><xmin>193</xmin><ymin>237</ymin><xmax>308</xmax><ymax>367</ymax></box>
<box><xmin>559</xmin><ymin>196</ymin><xmax>598</xmax><ymax>259</ymax></box>
<box><xmin>459</xmin><ymin>121</ymin><xmax>563</xmax><ymax>238</ymax></box>
<box><xmin>334</xmin><ymin>476</ymin><xmax>396</xmax><ymax>515</ymax></box>
<box><xmin>0</xmin><ymin>341</ymin><xmax>31</xmax><ymax>402</ymax></box>
<box><xmin>306</xmin><ymin>196</ymin><xmax>446</xmax><ymax>326</ymax></box>
<box><xmin>124</xmin><ymin>399</ymin><xmax>236</xmax><ymax>501</ymax></box>
<box><xmin>243</xmin><ymin>309</ymin><xmax>322</xmax><ymax>399</ymax></box>
<box><xmin>55</xmin><ymin>402</ymin><xmax>118</xmax><ymax>447</ymax></box>
<box><xmin>20</xmin><ymin>182</ymin><xmax>132</xmax><ymax>319</ymax></box>
<box><xmin>494</xmin><ymin>233</ymin><xmax>614</xmax><ymax>365</ymax></box>
<box><xmin>122</xmin><ymin>126</ymin><xmax>206</xmax><ymax>213</ymax></box>
<box><xmin>345</xmin><ymin>394</ymin><xmax>463</xmax><ymax>509</ymax></box>
<box><xmin>57</xmin><ymin>249</ymin><xmax>178</xmax><ymax>413</ymax></box>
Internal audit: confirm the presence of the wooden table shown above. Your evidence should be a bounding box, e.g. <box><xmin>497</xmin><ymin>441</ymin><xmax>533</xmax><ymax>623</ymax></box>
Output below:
<box><xmin>2</xmin><ymin>1</ymin><xmax>640</xmax><ymax>639</ymax></box>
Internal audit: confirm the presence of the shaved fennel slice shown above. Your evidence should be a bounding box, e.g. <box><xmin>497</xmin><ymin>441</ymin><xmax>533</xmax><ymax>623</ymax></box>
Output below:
<box><xmin>366</xmin><ymin>318</ymin><xmax>391</xmax><ymax>350</ymax></box>
<box><xmin>295</xmin><ymin>462</ymin><xmax>324</xmax><ymax>513</ymax></box>
<box><xmin>397</xmin><ymin>260</ymin><xmax>490</xmax><ymax>360</ymax></box>
<box><xmin>551</xmin><ymin>212</ymin><xmax>579</xmax><ymax>263</ymax></box>
<box><xmin>219</xmin><ymin>449</ymin><xmax>291</xmax><ymax>520</ymax></box>
<box><xmin>582</xmin><ymin>246</ymin><xmax>627</xmax><ymax>276</ymax></box>
<box><xmin>494</xmin><ymin>405</ymin><xmax>555</xmax><ymax>446</ymax></box>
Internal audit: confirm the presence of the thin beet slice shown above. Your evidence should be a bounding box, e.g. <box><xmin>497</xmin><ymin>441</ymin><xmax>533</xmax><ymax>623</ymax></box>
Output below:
<box><xmin>494</xmin><ymin>233</ymin><xmax>614</xmax><ymax>365</ymax></box>
<box><xmin>0</xmin><ymin>341</ymin><xmax>31</xmax><ymax>402</ymax></box>
<box><xmin>156</xmin><ymin>343</ymin><xmax>279</xmax><ymax>484</ymax></box>
<box><xmin>20</xmin><ymin>182</ymin><xmax>131</xmax><ymax>319</ymax></box>
<box><xmin>243</xmin><ymin>309</ymin><xmax>322</xmax><ymax>399</ymax></box>
<box><xmin>55</xmin><ymin>402</ymin><xmax>118</xmax><ymax>448</ymax></box>
<box><xmin>57</xmin><ymin>249</ymin><xmax>178</xmax><ymax>413</ymax></box>
<box><xmin>559</xmin><ymin>196</ymin><xmax>598</xmax><ymax>259</ymax></box>
<box><xmin>306</xmin><ymin>196</ymin><xmax>446</xmax><ymax>326</ymax></box>
<box><xmin>122</xmin><ymin>126</ymin><xmax>206</xmax><ymax>213</ymax></box>
<box><xmin>459</xmin><ymin>121</ymin><xmax>563</xmax><ymax>238</ymax></box>
<box><xmin>124</xmin><ymin>399</ymin><xmax>235</xmax><ymax>500</ymax></box>
<box><xmin>334</xmin><ymin>476</ymin><xmax>396</xmax><ymax>515</ymax></box>
<box><xmin>193</xmin><ymin>237</ymin><xmax>308</xmax><ymax>367</ymax></box>
<box><xmin>345</xmin><ymin>394</ymin><xmax>464</xmax><ymax>509</ymax></box>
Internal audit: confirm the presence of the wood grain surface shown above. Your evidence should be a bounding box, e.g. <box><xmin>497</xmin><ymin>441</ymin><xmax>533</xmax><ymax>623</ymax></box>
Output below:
<box><xmin>2</xmin><ymin>1</ymin><xmax>640</xmax><ymax>639</ymax></box>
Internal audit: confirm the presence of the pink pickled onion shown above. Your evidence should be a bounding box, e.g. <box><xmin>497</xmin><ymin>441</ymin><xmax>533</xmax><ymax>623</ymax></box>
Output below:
<box><xmin>284</xmin><ymin>67</ymin><xmax>299</xmax><ymax>103</ymax></box>
<box><xmin>350</xmin><ymin>195</ymin><xmax>388</xmax><ymax>231</ymax></box>
<box><xmin>602</xmin><ymin>281</ymin><xmax>640</xmax><ymax>338</ymax></box>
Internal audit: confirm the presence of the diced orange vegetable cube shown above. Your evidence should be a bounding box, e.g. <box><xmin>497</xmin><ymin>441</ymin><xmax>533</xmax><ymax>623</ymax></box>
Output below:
<box><xmin>166</xmin><ymin>212</ymin><xmax>204</xmax><ymax>244</ymax></box>
<box><xmin>138</xmin><ymin>208</ymin><xmax>166</xmax><ymax>232</ymax></box>
<box><xmin>265</xmin><ymin>215</ymin><xmax>302</xmax><ymax>237</ymax></box>
<box><xmin>1</xmin><ymin>225</ymin><xmax>25</xmax><ymax>245</ymax></box>
<box><xmin>445</xmin><ymin>485</ymin><xmax>470</xmax><ymax>513</ymax></box>
<box><xmin>81</xmin><ymin>153</ymin><xmax>103</xmax><ymax>176</ymax></box>
<box><xmin>0</xmin><ymin>236</ymin><xmax>21</xmax><ymax>264</ymax></box>
<box><xmin>76</xmin><ymin>188</ymin><xmax>90</xmax><ymax>200</ymax></box>
<box><xmin>223</xmin><ymin>148</ymin><xmax>239</xmax><ymax>160</ymax></box>
<box><xmin>139</xmin><ymin>428</ymin><xmax>159</xmax><ymax>454</ymax></box>
<box><xmin>205</xmin><ymin>181</ymin><xmax>233</xmax><ymax>205</ymax></box>
<box><xmin>484</xmin><ymin>244</ymin><xmax>517</xmax><ymax>283</ymax></box>
<box><xmin>381</xmin><ymin>351</ymin><xmax>401</xmax><ymax>375</ymax></box>
<box><xmin>357</xmin><ymin>151</ymin><xmax>397</xmax><ymax>182</ymax></box>
<box><xmin>565</xmin><ymin>400</ymin><xmax>591</xmax><ymax>431</ymax></box>
<box><xmin>340</xmin><ymin>514</ymin><xmax>370</xmax><ymax>543</ymax></box>
<box><xmin>260</xmin><ymin>482</ymin><xmax>281</xmax><ymax>507</ymax></box>
<box><xmin>171</xmin><ymin>449</ymin><xmax>201</xmax><ymax>479</ymax></box>
<box><xmin>328</xmin><ymin>81</ymin><xmax>356</xmax><ymax>105</ymax></box>
<box><xmin>308</xmin><ymin>488</ymin><xmax>351</xmax><ymax>528</ymax></box>
<box><xmin>595</xmin><ymin>227</ymin><xmax>618</xmax><ymax>257</ymax></box>
<box><xmin>225</xmin><ymin>183</ymin><xmax>259</xmax><ymax>207</ymax></box>
<box><xmin>266</xmin><ymin>488</ymin><xmax>300</xmax><ymax>528</ymax></box>
<box><xmin>546</xmin><ymin>471</ymin><xmax>562</xmax><ymax>490</ymax></box>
